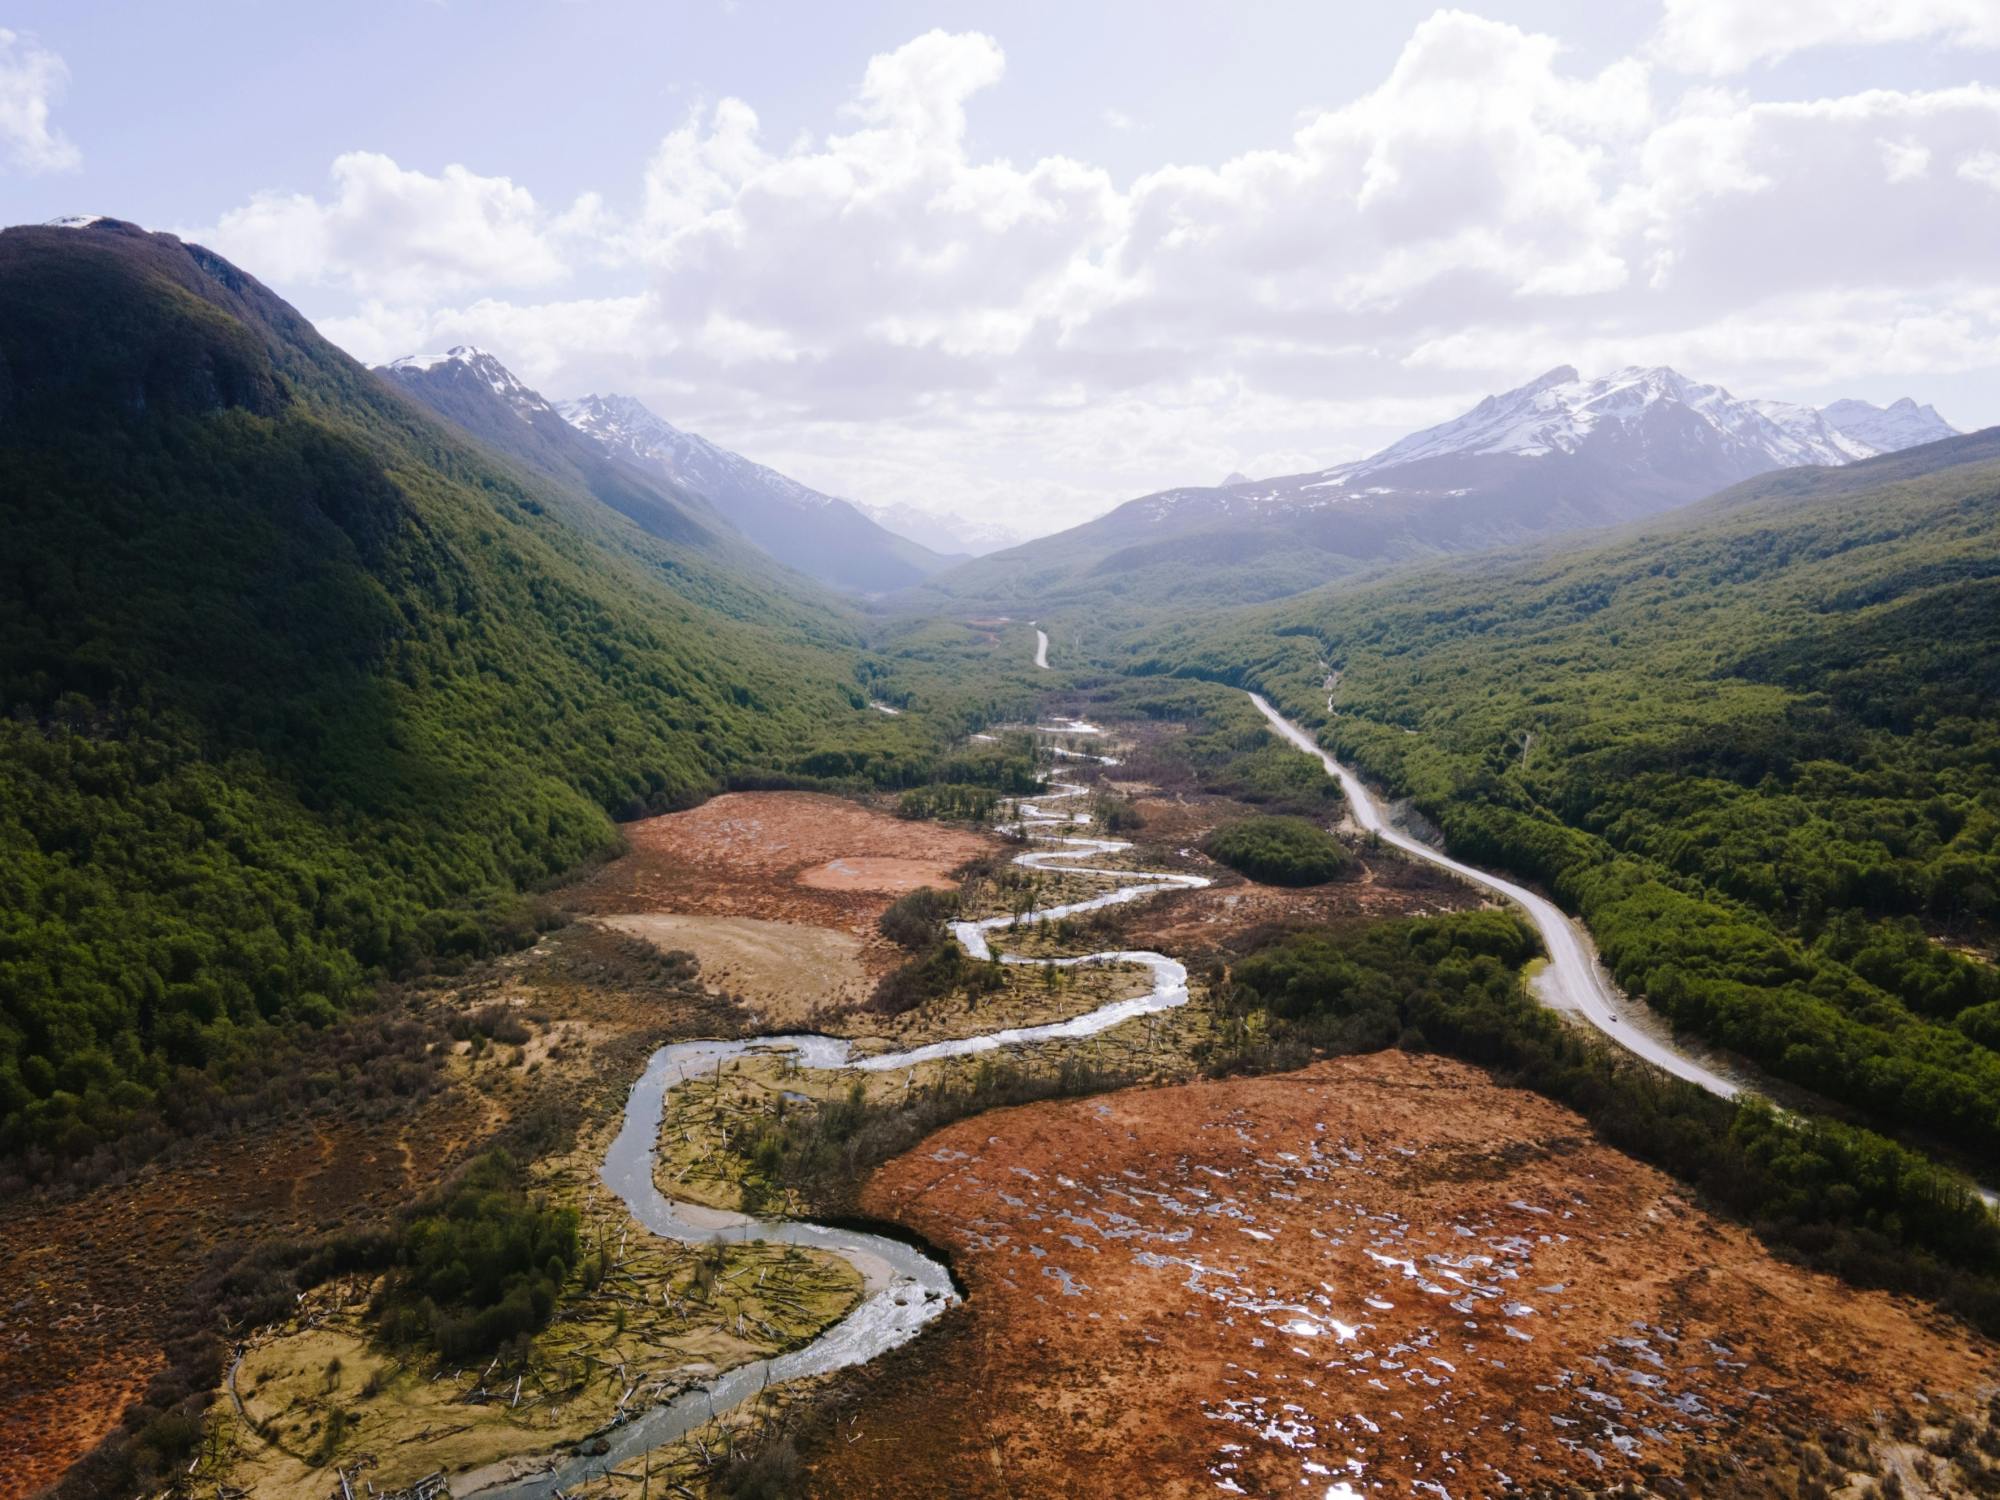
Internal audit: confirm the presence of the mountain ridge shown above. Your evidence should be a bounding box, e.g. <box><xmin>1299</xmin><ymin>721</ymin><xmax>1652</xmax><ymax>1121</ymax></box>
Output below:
<box><xmin>375</xmin><ymin>344</ymin><xmax>853</xmax><ymax>629</ymax></box>
<box><xmin>557</xmin><ymin>390</ymin><xmax>950</xmax><ymax>593</ymax></box>
<box><xmin>1821</xmin><ymin>396</ymin><xmax>1958</xmax><ymax>454</ymax></box>
<box><xmin>919</xmin><ymin>362</ymin><xmax>1963</xmax><ymax>611</ymax></box>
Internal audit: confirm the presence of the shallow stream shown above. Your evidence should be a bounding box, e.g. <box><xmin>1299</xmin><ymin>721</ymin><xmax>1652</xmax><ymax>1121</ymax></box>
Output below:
<box><xmin>478</xmin><ymin>722</ymin><xmax>1209</xmax><ymax>1495</ymax></box>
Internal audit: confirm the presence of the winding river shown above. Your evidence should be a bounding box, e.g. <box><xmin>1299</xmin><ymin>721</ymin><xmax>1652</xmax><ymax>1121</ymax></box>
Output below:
<box><xmin>479</xmin><ymin>723</ymin><xmax>1208</xmax><ymax>1496</ymax></box>
<box><xmin>484</xmin><ymin>664</ymin><xmax>1989</xmax><ymax>1493</ymax></box>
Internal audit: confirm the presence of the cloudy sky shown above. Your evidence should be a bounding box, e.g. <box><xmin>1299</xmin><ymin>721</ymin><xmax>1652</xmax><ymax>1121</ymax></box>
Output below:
<box><xmin>3</xmin><ymin>1</ymin><xmax>1998</xmax><ymax>540</ymax></box>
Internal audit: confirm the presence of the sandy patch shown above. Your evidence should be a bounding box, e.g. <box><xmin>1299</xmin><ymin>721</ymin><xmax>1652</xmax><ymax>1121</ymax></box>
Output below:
<box><xmin>797</xmin><ymin>856</ymin><xmax>962</xmax><ymax>893</ymax></box>
<box><xmin>813</xmin><ymin>1052</ymin><xmax>1998</xmax><ymax>1499</ymax></box>
<box><xmin>576</xmin><ymin>793</ymin><xmax>992</xmax><ymax>917</ymax></box>
<box><xmin>598</xmin><ymin>913</ymin><xmax>869</xmax><ymax>1027</ymax></box>
<box><xmin>567</xmin><ymin>794</ymin><xmax>997</xmax><ymax>984</ymax></box>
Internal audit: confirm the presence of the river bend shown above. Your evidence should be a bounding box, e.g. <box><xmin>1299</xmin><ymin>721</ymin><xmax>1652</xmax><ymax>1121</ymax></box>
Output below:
<box><xmin>480</xmin><ymin>724</ymin><xmax>1208</xmax><ymax>1495</ymax></box>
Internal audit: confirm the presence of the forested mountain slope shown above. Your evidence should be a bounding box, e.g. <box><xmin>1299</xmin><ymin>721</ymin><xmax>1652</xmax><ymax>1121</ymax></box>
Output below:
<box><xmin>1139</xmin><ymin>427</ymin><xmax>2000</xmax><ymax>1171</ymax></box>
<box><xmin>0</xmin><ymin>220</ymin><xmax>898</xmax><ymax>1175</ymax></box>
<box><xmin>378</xmin><ymin>347</ymin><xmax>850</xmax><ymax>628</ymax></box>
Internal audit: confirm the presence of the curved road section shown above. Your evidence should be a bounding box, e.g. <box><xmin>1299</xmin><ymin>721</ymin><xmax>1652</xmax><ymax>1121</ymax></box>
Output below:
<box><xmin>1248</xmin><ymin>692</ymin><xmax>1748</xmax><ymax>1099</ymax></box>
<box><xmin>1254</xmin><ymin>691</ymin><xmax>2000</xmax><ymax>1217</ymax></box>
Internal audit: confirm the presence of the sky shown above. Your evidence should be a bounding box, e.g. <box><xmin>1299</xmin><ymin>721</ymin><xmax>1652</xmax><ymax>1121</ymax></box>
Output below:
<box><xmin>3</xmin><ymin>1</ymin><xmax>1999</xmax><ymax>543</ymax></box>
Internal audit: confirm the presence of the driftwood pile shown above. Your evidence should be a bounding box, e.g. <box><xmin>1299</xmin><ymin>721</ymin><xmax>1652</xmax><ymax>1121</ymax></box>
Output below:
<box><xmin>369</xmin><ymin>1472</ymin><xmax>449</xmax><ymax>1500</ymax></box>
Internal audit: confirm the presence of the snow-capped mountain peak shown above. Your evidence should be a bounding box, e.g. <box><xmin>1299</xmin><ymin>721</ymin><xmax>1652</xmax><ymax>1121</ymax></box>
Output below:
<box><xmin>387</xmin><ymin>345</ymin><xmax>556</xmax><ymax>423</ymax></box>
<box><xmin>1333</xmin><ymin>364</ymin><xmax>1869</xmax><ymax>485</ymax></box>
<box><xmin>555</xmin><ymin>393</ymin><xmax>951</xmax><ymax>590</ymax></box>
<box><xmin>558</xmin><ymin>394</ymin><xmax>836</xmax><ymax>511</ymax></box>
<box><xmin>1820</xmin><ymin>396</ymin><xmax>1959</xmax><ymax>454</ymax></box>
<box><xmin>557</xmin><ymin>392</ymin><xmax>675</xmax><ymax>447</ymax></box>
<box><xmin>1117</xmin><ymin>361</ymin><xmax>1961</xmax><ymax>540</ymax></box>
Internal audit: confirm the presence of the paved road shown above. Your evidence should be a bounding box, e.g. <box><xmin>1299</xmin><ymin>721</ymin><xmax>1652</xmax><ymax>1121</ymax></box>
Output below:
<box><xmin>1249</xmin><ymin>691</ymin><xmax>1747</xmax><ymax>1098</ymax></box>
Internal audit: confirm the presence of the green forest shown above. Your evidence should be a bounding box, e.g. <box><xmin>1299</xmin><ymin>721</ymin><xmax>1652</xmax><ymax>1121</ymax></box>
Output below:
<box><xmin>375</xmin><ymin>1150</ymin><xmax>581</xmax><ymax>1362</ymax></box>
<box><xmin>1138</xmin><ymin>434</ymin><xmax>2000</xmax><ymax>1177</ymax></box>
<box><xmin>0</xmin><ymin>224</ymin><xmax>1032</xmax><ymax>1181</ymax></box>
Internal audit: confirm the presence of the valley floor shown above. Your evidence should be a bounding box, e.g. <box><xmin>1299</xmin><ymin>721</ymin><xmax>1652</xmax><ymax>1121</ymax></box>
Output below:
<box><xmin>14</xmin><ymin>702</ymin><xmax>2000</xmax><ymax>1500</ymax></box>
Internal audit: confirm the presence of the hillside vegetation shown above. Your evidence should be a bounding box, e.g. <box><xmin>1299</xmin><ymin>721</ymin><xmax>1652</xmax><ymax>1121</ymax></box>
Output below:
<box><xmin>1140</xmin><ymin>430</ymin><xmax>2000</xmax><ymax>1172</ymax></box>
<box><xmin>0</xmin><ymin>221</ymin><xmax>972</xmax><ymax>1179</ymax></box>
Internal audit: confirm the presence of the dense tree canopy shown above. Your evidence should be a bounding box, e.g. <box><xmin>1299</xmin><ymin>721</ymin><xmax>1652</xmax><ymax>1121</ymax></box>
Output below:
<box><xmin>1140</xmin><ymin>434</ymin><xmax>2000</xmax><ymax>1169</ymax></box>
<box><xmin>1203</xmin><ymin>815</ymin><xmax>1353</xmax><ymax>885</ymax></box>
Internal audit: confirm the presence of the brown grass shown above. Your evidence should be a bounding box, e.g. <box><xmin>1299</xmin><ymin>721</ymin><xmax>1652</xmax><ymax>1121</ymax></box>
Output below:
<box><xmin>810</xmin><ymin>1052</ymin><xmax>2000</xmax><ymax>1498</ymax></box>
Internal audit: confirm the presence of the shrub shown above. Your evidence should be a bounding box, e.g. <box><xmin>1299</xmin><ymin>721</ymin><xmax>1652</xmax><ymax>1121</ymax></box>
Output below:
<box><xmin>375</xmin><ymin>1150</ymin><xmax>578</xmax><ymax>1363</ymax></box>
<box><xmin>868</xmin><ymin>940</ymin><xmax>1003</xmax><ymax>1016</ymax></box>
<box><xmin>715</xmin><ymin>1435</ymin><xmax>802</xmax><ymax>1499</ymax></box>
<box><xmin>1094</xmin><ymin>793</ymin><xmax>1144</xmax><ymax>832</ymax></box>
<box><xmin>878</xmin><ymin>887</ymin><xmax>960</xmax><ymax>951</ymax></box>
<box><xmin>897</xmin><ymin>783</ymin><xmax>1001</xmax><ymax>822</ymax></box>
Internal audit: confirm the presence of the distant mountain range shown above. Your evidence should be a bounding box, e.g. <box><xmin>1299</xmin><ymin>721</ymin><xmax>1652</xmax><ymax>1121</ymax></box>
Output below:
<box><xmin>1820</xmin><ymin>397</ymin><xmax>1958</xmax><ymax>455</ymax></box>
<box><xmin>372</xmin><ymin>345</ymin><xmax>1966</xmax><ymax>614</ymax></box>
<box><xmin>381</xmin><ymin>348</ymin><xmax>950</xmax><ymax>595</ymax></box>
<box><xmin>558</xmin><ymin>392</ymin><xmax>950</xmax><ymax>593</ymax></box>
<box><xmin>851</xmin><ymin>501</ymin><xmax>1030</xmax><ymax>559</ymax></box>
<box><xmin>922</xmin><ymin>365</ymin><xmax>1961</xmax><ymax>609</ymax></box>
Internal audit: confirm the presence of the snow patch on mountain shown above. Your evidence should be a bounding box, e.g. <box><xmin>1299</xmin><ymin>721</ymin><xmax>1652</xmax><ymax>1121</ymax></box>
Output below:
<box><xmin>1821</xmin><ymin>397</ymin><xmax>1959</xmax><ymax>454</ymax></box>
<box><xmin>559</xmin><ymin>394</ymin><xmax>838</xmax><ymax>511</ymax></box>
<box><xmin>1122</xmin><ymin>364</ymin><xmax>1961</xmax><ymax>533</ymax></box>
<box><xmin>1325</xmin><ymin>365</ymin><xmax>1870</xmax><ymax>485</ymax></box>
<box><xmin>388</xmin><ymin>346</ymin><xmax>555</xmax><ymax>422</ymax></box>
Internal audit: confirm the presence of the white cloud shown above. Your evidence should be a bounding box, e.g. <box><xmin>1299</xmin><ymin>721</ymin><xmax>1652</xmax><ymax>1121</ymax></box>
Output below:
<box><xmin>315</xmin><ymin>291</ymin><xmax>655</xmax><ymax>374</ymax></box>
<box><xmin>1880</xmin><ymin>137</ymin><xmax>1932</xmax><ymax>182</ymax></box>
<box><xmin>1627</xmin><ymin>85</ymin><xmax>2000</xmax><ymax>307</ymax></box>
<box><xmin>204</xmin><ymin>17</ymin><xmax>2000</xmax><ymax>532</ymax></box>
<box><xmin>1408</xmin><ymin>284</ymin><xmax>2000</xmax><ymax>391</ymax></box>
<box><xmin>1113</xmin><ymin>12</ymin><xmax>1654</xmax><ymax>331</ymax></box>
<box><xmin>196</xmin><ymin>151</ymin><xmax>574</xmax><ymax>300</ymax></box>
<box><xmin>1962</xmin><ymin>149</ymin><xmax>2000</xmax><ymax>191</ymax></box>
<box><xmin>0</xmin><ymin>29</ymin><xmax>78</xmax><ymax>174</ymax></box>
<box><xmin>1653</xmin><ymin>0</ymin><xmax>2000</xmax><ymax>75</ymax></box>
